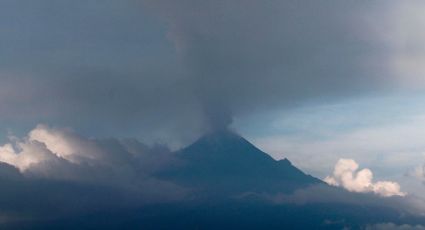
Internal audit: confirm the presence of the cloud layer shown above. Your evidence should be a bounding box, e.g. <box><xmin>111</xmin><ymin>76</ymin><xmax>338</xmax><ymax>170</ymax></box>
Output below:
<box><xmin>1</xmin><ymin>1</ymin><xmax>425</xmax><ymax>143</ymax></box>
<box><xmin>0</xmin><ymin>124</ymin><xmax>185</xmax><ymax>201</ymax></box>
<box><xmin>325</xmin><ymin>158</ymin><xmax>405</xmax><ymax>197</ymax></box>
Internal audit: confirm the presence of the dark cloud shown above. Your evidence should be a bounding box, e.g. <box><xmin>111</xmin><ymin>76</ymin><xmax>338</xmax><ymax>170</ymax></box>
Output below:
<box><xmin>0</xmin><ymin>0</ymin><xmax>203</xmax><ymax>142</ymax></box>
<box><xmin>144</xmin><ymin>0</ymin><xmax>397</xmax><ymax>125</ymax></box>
<box><xmin>0</xmin><ymin>0</ymin><xmax>412</xmax><ymax>143</ymax></box>
<box><xmin>244</xmin><ymin>184</ymin><xmax>425</xmax><ymax>214</ymax></box>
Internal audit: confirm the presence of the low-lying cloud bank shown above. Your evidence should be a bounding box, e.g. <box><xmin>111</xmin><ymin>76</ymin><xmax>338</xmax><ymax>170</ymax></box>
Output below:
<box><xmin>0</xmin><ymin>124</ymin><xmax>197</xmax><ymax>225</ymax></box>
<box><xmin>325</xmin><ymin>158</ymin><xmax>405</xmax><ymax>197</ymax></box>
<box><xmin>0</xmin><ymin>124</ymin><xmax>186</xmax><ymax>206</ymax></box>
<box><xmin>0</xmin><ymin>125</ymin><xmax>423</xmax><ymax>227</ymax></box>
<box><xmin>0</xmin><ymin>126</ymin><xmax>412</xmax><ymax>203</ymax></box>
<box><xmin>366</xmin><ymin>222</ymin><xmax>425</xmax><ymax>230</ymax></box>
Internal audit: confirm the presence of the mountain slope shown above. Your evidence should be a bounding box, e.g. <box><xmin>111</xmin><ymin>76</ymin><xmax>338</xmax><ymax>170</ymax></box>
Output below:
<box><xmin>161</xmin><ymin>129</ymin><xmax>321</xmax><ymax>196</ymax></box>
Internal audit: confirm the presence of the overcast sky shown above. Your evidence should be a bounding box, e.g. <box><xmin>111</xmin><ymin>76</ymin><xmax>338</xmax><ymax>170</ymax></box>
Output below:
<box><xmin>2</xmin><ymin>0</ymin><xmax>425</xmax><ymax>203</ymax></box>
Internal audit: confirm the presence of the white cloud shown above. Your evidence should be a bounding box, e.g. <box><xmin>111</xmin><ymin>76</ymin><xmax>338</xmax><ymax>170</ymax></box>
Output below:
<box><xmin>0</xmin><ymin>124</ymin><xmax>105</xmax><ymax>172</ymax></box>
<box><xmin>0</xmin><ymin>140</ymin><xmax>57</xmax><ymax>172</ymax></box>
<box><xmin>324</xmin><ymin>158</ymin><xmax>405</xmax><ymax>197</ymax></box>
<box><xmin>0</xmin><ymin>124</ymin><xmax>188</xmax><ymax>208</ymax></box>
<box><xmin>28</xmin><ymin>124</ymin><xmax>102</xmax><ymax>163</ymax></box>
<box><xmin>0</xmin><ymin>124</ymin><xmax>180</xmax><ymax>189</ymax></box>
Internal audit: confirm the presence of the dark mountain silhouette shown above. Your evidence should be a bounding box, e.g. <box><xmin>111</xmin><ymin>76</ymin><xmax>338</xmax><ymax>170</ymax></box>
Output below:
<box><xmin>161</xmin><ymin>129</ymin><xmax>321</xmax><ymax>196</ymax></box>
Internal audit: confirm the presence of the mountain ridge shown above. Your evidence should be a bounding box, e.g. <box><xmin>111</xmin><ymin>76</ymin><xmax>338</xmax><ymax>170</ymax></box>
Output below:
<box><xmin>161</xmin><ymin>129</ymin><xmax>322</xmax><ymax>196</ymax></box>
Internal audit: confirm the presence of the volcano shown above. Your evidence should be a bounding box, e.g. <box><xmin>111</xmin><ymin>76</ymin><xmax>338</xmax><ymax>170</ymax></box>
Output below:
<box><xmin>21</xmin><ymin>130</ymin><xmax>422</xmax><ymax>229</ymax></box>
<box><xmin>161</xmin><ymin>129</ymin><xmax>321</xmax><ymax>196</ymax></box>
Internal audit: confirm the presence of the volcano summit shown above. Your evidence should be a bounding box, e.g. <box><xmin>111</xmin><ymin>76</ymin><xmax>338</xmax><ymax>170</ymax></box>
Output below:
<box><xmin>161</xmin><ymin>129</ymin><xmax>321</xmax><ymax>197</ymax></box>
